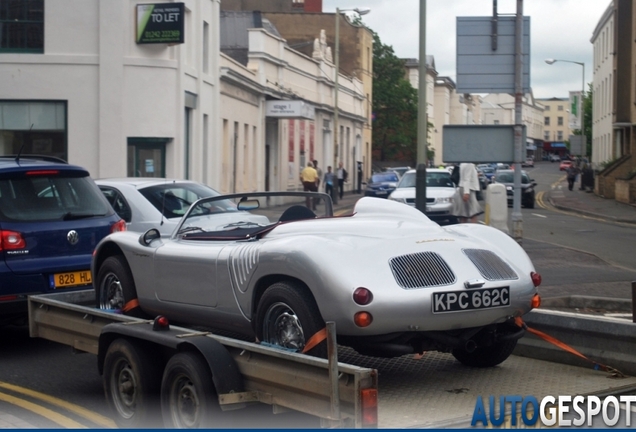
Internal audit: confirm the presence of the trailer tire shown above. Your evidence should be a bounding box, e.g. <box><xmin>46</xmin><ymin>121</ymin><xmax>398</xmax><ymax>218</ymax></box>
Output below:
<box><xmin>161</xmin><ymin>351</ymin><xmax>219</xmax><ymax>428</ymax></box>
<box><xmin>103</xmin><ymin>339</ymin><xmax>162</xmax><ymax>428</ymax></box>
<box><xmin>451</xmin><ymin>339</ymin><xmax>518</xmax><ymax>368</ymax></box>
<box><xmin>255</xmin><ymin>281</ymin><xmax>327</xmax><ymax>358</ymax></box>
<box><xmin>96</xmin><ymin>255</ymin><xmax>147</xmax><ymax>318</ymax></box>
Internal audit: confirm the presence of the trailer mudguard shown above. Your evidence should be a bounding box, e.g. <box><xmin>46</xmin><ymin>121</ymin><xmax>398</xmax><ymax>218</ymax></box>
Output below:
<box><xmin>98</xmin><ymin>322</ymin><xmax>245</xmax><ymax>397</ymax></box>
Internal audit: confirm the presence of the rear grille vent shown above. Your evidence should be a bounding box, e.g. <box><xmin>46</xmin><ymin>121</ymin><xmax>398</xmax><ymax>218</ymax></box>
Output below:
<box><xmin>463</xmin><ymin>249</ymin><xmax>518</xmax><ymax>281</ymax></box>
<box><xmin>390</xmin><ymin>252</ymin><xmax>456</xmax><ymax>289</ymax></box>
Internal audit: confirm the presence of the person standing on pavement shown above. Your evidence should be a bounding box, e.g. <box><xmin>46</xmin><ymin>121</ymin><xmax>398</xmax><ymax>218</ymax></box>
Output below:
<box><xmin>451</xmin><ymin>162</ymin><xmax>483</xmax><ymax>223</ymax></box>
<box><xmin>313</xmin><ymin>160</ymin><xmax>322</xmax><ymax>191</ymax></box>
<box><xmin>300</xmin><ymin>162</ymin><xmax>318</xmax><ymax>209</ymax></box>
<box><xmin>566</xmin><ymin>164</ymin><xmax>580</xmax><ymax>191</ymax></box>
<box><xmin>323</xmin><ymin>166</ymin><xmax>335</xmax><ymax>197</ymax></box>
<box><xmin>336</xmin><ymin>162</ymin><xmax>348</xmax><ymax>200</ymax></box>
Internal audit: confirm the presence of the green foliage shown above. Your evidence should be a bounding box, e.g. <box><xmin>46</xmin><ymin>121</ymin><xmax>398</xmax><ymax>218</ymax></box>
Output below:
<box><xmin>371</xmin><ymin>31</ymin><xmax>419</xmax><ymax>162</ymax></box>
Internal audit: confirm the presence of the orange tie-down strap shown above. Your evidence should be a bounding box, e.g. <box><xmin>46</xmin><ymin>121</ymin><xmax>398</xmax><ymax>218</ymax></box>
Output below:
<box><xmin>514</xmin><ymin>317</ymin><xmax>625</xmax><ymax>378</ymax></box>
<box><xmin>122</xmin><ymin>298</ymin><xmax>140</xmax><ymax>313</ymax></box>
<box><xmin>302</xmin><ymin>328</ymin><xmax>328</xmax><ymax>354</ymax></box>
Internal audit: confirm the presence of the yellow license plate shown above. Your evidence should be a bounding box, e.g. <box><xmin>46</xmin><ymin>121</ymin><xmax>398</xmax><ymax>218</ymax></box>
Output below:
<box><xmin>53</xmin><ymin>270</ymin><xmax>92</xmax><ymax>288</ymax></box>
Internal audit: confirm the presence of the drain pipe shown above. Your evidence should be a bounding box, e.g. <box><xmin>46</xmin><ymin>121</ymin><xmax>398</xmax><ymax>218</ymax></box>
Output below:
<box><xmin>632</xmin><ymin>281</ymin><xmax>636</xmax><ymax>323</ymax></box>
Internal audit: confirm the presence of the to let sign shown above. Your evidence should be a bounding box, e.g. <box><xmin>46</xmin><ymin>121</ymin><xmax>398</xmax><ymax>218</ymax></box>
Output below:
<box><xmin>136</xmin><ymin>3</ymin><xmax>185</xmax><ymax>44</ymax></box>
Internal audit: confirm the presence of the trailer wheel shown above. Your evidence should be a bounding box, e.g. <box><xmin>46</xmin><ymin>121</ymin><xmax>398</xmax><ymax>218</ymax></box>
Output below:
<box><xmin>103</xmin><ymin>339</ymin><xmax>162</xmax><ymax>428</ymax></box>
<box><xmin>256</xmin><ymin>281</ymin><xmax>327</xmax><ymax>358</ymax></box>
<box><xmin>452</xmin><ymin>339</ymin><xmax>518</xmax><ymax>368</ymax></box>
<box><xmin>161</xmin><ymin>352</ymin><xmax>219</xmax><ymax>428</ymax></box>
<box><xmin>96</xmin><ymin>255</ymin><xmax>146</xmax><ymax>318</ymax></box>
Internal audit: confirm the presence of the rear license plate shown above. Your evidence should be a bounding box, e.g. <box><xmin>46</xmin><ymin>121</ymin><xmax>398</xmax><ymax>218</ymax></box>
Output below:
<box><xmin>376</xmin><ymin>190</ymin><xmax>387</xmax><ymax>195</ymax></box>
<box><xmin>432</xmin><ymin>287</ymin><xmax>509</xmax><ymax>314</ymax></box>
<box><xmin>51</xmin><ymin>270</ymin><xmax>92</xmax><ymax>289</ymax></box>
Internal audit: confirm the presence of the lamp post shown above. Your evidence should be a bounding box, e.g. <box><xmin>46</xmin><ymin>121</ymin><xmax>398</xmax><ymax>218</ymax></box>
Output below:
<box><xmin>333</xmin><ymin>7</ymin><xmax>370</xmax><ymax>204</ymax></box>
<box><xmin>545</xmin><ymin>58</ymin><xmax>586</xmax><ymax>157</ymax></box>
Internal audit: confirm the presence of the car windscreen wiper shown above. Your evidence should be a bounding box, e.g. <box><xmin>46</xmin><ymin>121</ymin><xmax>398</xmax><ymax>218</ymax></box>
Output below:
<box><xmin>62</xmin><ymin>212</ymin><xmax>102</xmax><ymax>221</ymax></box>
<box><xmin>177</xmin><ymin>226</ymin><xmax>205</xmax><ymax>235</ymax></box>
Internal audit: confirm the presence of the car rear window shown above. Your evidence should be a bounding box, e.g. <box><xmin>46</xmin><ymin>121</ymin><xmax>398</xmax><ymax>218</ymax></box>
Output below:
<box><xmin>0</xmin><ymin>175</ymin><xmax>111</xmax><ymax>222</ymax></box>
<box><xmin>372</xmin><ymin>173</ymin><xmax>399</xmax><ymax>183</ymax></box>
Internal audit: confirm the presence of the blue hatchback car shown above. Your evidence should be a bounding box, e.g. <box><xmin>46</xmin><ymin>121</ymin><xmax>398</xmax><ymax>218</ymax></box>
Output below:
<box><xmin>0</xmin><ymin>156</ymin><xmax>125</xmax><ymax>325</ymax></box>
<box><xmin>364</xmin><ymin>172</ymin><xmax>400</xmax><ymax>198</ymax></box>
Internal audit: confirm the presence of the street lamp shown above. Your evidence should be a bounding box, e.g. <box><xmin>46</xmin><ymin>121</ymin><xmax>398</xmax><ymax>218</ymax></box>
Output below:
<box><xmin>333</xmin><ymin>6</ymin><xmax>370</xmax><ymax>204</ymax></box>
<box><xmin>545</xmin><ymin>58</ymin><xmax>586</xmax><ymax>157</ymax></box>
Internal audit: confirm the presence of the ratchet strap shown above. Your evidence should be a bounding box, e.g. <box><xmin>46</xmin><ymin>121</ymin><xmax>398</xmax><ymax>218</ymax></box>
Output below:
<box><xmin>122</xmin><ymin>298</ymin><xmax>140</xmax><ymax>313</ymax></box>
<box><xmin>302</xmin><ymin>327</ymin><xmax>327</xmax><ymax>354</ymax></box>
<box><xmin>514</xmin><ymin>317</ymin><xmax>625</xmax><ymax>378</ymax></box>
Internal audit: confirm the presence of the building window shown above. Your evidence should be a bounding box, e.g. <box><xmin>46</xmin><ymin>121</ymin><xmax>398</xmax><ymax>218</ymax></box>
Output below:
<box><xmin>203</xmin><ymin>21</ymin><xmax>209</xmax><ymax>74</ymax></box>
<box><xmin>0</xmin><ymin>101</ymin><xmax>66</xmax><ymax>159</ymax></box>
<box><xmin>544</xmin><ymin>117</ymin><xmax>550</xmax><ymax>126</ymax></box>
<box><xmin>558</xmin><ymin>105</ymin><xmax>564</xmax><ymax>111</ymax></box>
<box><xmin>544</xmin><ymin>105</ymin><xmax>550</xmax><ymax>111</ymax></box>
<box><xmin>0</xmin><ymin>0</ymin><xmax>44</xmax><ymax>53</ymax></box>
<box><xmin>558</xmin><ymin>117</ymin><xmax>563</xmax><ymax>126</ymax></box>
<box><xmin>544</xmin><ymin>131</ymin><xmax>550</xmax><ymax>141</ymax></box>
<box><xmin>493</xmin><ymin>120</ymin><xmax>500</xmax><ymax>125</ymax></box>
<box><xmin>557</xmin><ymin>131</ymin><xmax>563</xmax><ymax>140</ymax></box>
<box><xmin>127</xmin><ymin>138</ymin><xmax>167</xmax><ymax>177</ymax></box>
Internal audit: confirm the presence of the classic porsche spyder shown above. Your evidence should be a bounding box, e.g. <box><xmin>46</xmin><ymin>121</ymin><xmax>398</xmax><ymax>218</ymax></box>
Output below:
<box><xmin>92</xmin><ymin>191</ymin><xmax>542</xmax><ymax>367</ymax></box>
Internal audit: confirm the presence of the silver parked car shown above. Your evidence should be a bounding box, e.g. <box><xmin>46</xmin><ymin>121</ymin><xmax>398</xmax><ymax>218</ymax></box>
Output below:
<box><xmin>96</xmin><ymin>178</ymin><xmax>266</xmax><ymax>236</ymax></box>
<box><xmin>92</xmin><ymin>191</ymin><xmax>542</xmax><ymax>366</ymax></box>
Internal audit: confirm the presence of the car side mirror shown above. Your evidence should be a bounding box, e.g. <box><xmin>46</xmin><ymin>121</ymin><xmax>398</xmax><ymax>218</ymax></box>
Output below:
<box><xmin>140</xmin><ymin>228</ymin><xmax>161</xmax><ymax>246</ymax></box>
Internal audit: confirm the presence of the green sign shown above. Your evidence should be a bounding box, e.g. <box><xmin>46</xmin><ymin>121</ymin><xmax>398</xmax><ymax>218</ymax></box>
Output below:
<box><xmin>136</xmin><ymin>3</ymin><xmax>184</xmax><ymax>44</ymax></box>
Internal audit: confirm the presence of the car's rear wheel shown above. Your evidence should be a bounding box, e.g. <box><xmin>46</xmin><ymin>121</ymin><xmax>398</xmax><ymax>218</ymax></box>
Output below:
<box><xmin>255</xmin><ymin>281</ymin><xmax>327</xmax><ymax>358</ymax></box>
<box><xmin>451</xmin><ymin>339</ymin><xmax>518</xmax><ymax>368</ymax></box>
<box><xmin>96</xmin><ymin>255</ymin><xmax>147</xmax><ymax>318</ymax></box>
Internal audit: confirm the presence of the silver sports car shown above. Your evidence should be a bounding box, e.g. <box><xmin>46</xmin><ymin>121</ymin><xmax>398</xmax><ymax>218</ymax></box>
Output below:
<box><xmin>92</xmin><ymin>191</ymin><xmax>542</xmax><ymax>366</ymax></box>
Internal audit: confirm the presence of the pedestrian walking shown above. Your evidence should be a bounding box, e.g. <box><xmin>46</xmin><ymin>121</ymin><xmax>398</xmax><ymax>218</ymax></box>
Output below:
<box><xmin>323</xmin><ymin>165</ymin><xmax>335</xmax><ymax>197</ymax></box>
<box><xmin>336</xmin><ymin>162</ymin><xmax>348</xmax><ymax>200</ymax></box>
<box><xmin>566</xmin><ymin>164</ymin><xmax>579</xmax><ymax>191</ymax></box>
<box><xmin>300</xmin><ymin>162</ymin><xmax>319</xmax><ymax>210</ymax></box>
<box><xmin>451</xmin><ymin>162</ymin><xmax>483</xmax><ymax>223</ymax></box>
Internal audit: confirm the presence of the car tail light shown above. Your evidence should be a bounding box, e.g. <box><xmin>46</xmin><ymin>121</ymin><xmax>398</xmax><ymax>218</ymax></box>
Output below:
<box><xmin>110</xmin><ymin>220</ymin><xmax>127</xmax><ymax>233</ymax></box>
<box><xmin>26</xmin><ymin>170</ymin><xmax>59</xmax><ymax>176</ymax></box>
<box><xmin>0</xmin><ymin>230</ymin><xmax>26</xmax><ymax>251</ymax></box>
<box><xmin>353</xmin><ymin>287</ymin><xmax>373</xmax><ymax>305</ymax></box>
<box><xmin>153</xmin><ymin>316</ymin><xmax>170</xmax><ymax>331</ymax></box>
<box><xmin>530</xmin><ymin>272</ymin><xmax>541</xmax><ymax>287</ymax></box>
<box><xmin>361</xmin><ymin>388</ymin><xmax>378</xmax><ymax>427</ymax></box>
<box><xmin>0</xmin><ymin>295</ymin><xmax>18</xmax><ymax>302</ymax></box>
<box><xmin>531</xmin><ymin>294</ymin><xmax>541</xmax><ymax>309</ymax></box>
<box><xmin>354</xmin><ymin>312</ymin><xmax>373</xmax><ymax>327</ymax></box>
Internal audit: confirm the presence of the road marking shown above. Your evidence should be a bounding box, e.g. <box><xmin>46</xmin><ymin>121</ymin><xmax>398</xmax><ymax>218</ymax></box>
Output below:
<box><xmin>531</xmin><ymin>213</ymin><xmax>547</xmax><ymax>218</ymax></box>
<box><xmin>0</xmin><ymin>382</ymin><xmax>116</xmax><ymax>428</ymax></box>
<box><xmin>0</xmin><ymin>391</ymin><xmax>86</xmax><ymax>428</ymax></box>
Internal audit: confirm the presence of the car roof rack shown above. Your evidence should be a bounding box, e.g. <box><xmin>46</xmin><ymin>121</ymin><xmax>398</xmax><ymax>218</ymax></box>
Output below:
<box><xmin>0</xmin><ymin>154</ymin><xmax>68</xmax><ymax>164</ymax></box>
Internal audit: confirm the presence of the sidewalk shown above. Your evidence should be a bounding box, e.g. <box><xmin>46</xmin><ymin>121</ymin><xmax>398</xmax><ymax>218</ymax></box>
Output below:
<box><xmin>546</xmin><ymin>177</ymin><xmax>636</xmax><ymax>224</ymax></box>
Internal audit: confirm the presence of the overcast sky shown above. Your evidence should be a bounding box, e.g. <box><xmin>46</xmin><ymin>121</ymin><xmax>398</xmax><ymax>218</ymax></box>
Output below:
<box><xmin>322</xmin><ymin>0</ymin><xmax>611</xmax><ymax>99</ymax></box>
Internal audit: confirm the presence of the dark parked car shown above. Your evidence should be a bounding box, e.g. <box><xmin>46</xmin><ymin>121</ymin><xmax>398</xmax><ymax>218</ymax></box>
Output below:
<box><xmin>493</xmin><ymin>170</ymin><xmax>536</xmax><ymax>209</ymax></box>
<box><xmin>364</xmin><ymin>172</ymin><xmax>400</xmax><ymax>198</ymax></box>
<box><xmin>0</xmin><ymin>156</ymin><xmax>125</xmax><ymax>325</ymax></box>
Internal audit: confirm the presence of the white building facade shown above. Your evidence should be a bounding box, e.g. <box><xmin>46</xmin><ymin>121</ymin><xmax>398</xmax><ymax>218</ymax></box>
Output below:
<box><xmin>591</xmin><ymin>1</ymin><xmax>615</xmax><ymax>167</ymax></box>
<box><xmin>0</xmin><ymin>0</ymin><xmax>366</xmax><ymax>195</ymax></box>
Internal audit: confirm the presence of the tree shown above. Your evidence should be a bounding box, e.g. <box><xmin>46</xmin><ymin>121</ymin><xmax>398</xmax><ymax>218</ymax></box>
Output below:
<box><xmin>572</xmin><ymin>83</ymin><xmax>592</xmax><ymax>158</ymax></box>
<box><xmin>371</xmin><ymin>32</ymin><xmax>419</xmax><ymax>163</ymax></box>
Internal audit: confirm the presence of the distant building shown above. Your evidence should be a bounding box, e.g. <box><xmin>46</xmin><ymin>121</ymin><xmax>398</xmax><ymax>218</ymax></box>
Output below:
<box><xmin>536</xmin><ymin>97</ymin><xmax>574</xmax><ymax>143</ymax></box>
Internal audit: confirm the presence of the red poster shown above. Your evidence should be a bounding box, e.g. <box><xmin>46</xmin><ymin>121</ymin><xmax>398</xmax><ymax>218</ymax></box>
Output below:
<box><xmin>288</xmin><ymin>119</ymin><xmax>294</xmax><ymax>162</ymax></box>
<box><xmin>299</xmin><ymin>120</ymin><xmax>305</xmax><ymax>154</ymax></box>
<box><xmin>309</xmin><ymin>122</ymin><xmax>315</xmax><ymax>161</ymax></box>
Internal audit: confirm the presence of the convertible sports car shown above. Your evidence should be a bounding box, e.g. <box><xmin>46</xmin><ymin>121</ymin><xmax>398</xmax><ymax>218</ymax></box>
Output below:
<box><xmin>92</xmin><ymin>191</ymin><xmax>541</xmax><ymax>367</ymax></box>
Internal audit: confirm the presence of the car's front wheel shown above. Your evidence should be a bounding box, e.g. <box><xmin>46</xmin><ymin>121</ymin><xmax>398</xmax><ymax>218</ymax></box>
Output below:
<box><xmin>451</xmin><ymin>339</ymin><xmax>518</xmax><ymax>367</ymax></box>
<box><xmin>96</xmin><ymin>255</ymin><xmax>146</xmax><ymax>318</ymax></box>
<box><xmin>255</xmin><ymin>281</ymin><xmax>327</xmax><ymax>358</ymax></box>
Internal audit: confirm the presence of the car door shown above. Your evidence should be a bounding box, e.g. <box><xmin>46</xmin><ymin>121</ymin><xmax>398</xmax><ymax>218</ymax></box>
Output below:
<box><xmin>152</xmin><ymin>239</ymin><xmax>221</xmax><ymax>307</ymax></box>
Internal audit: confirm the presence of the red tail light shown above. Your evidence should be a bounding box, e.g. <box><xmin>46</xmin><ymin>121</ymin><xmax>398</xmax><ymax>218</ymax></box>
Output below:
<box><xmin>353</xmin><ymin>287</ymin><xmax>373</xmax><ymax>305</ymax></box>
<box><xmin>530</xmin><ymin>272</ymin><xmax>541</xmax><ymax>287</ymax></box>
<box><xmin>110</xmin><ymin>220</ymin><xmax>127</xmax><ymax>233</ymax></box>
<box><xmin>0</xmin><ymin>230</ymin><xmax>26</xmax><ymax>251</ymax></box>
<box><xmin>26</xmin><ymin>170</ymin><xmax>59</xmax><ymax>176</ymax></box>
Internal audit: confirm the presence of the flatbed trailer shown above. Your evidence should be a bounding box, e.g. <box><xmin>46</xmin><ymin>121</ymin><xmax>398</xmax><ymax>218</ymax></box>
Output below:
<box><xmin>28</xmin><ymin>289</ymin><xmax>378</xmax><ymax>428</ymax></box>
